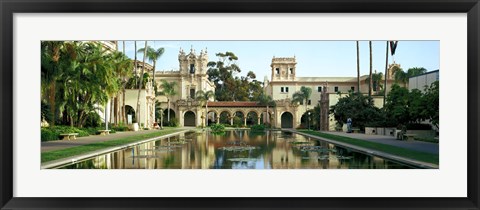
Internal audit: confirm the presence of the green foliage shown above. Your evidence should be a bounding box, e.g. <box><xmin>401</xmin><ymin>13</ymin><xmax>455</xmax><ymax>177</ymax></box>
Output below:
<box><xmin>329</xmin><ymin>92</ymin><xmax>383</xmax><ymax>131</ymax></box>
<box><xmin>233</xmin><ymin>116</ymin><xmax>243</xmax><ymax>127</ymax></box>
<box><xmin>41</xmin><ymin>41</ymin><xmax>133</xmax><ymax>127</ymax></box>
<box><xmin>406</xmin><ymin>123</ymin><xmax>432</xmax><ymax>130</ymax></box>
<box><xmin>250</xmin><ymin>124</ymin><xmax>266</xmax><ymax>132</ymax></box>
<box><xmin>209</xmin><ymin>123</ymin><xmax>226</xmax><ymax>134</ymax></box>
<box><xmin>385</xmin><ymin>82</ymin><xmax>439</xmax><ymax>129</ymax></box>
<box><xmin>207</xmin><ymin>52</ymin><xmax>265</xmax><ymax>101</ymax></box>
<box><xmin>422</xmin><ymin>81</ymin><xmax>439</xmax><ymax>129</ymax></box>
<box><xmin>83</xmin><ymin>111</ymin><xmax>102</xmax><ymax>128</ymax></box>
<box><xmin>40</xmin><ymin>126</ymin><xmax>90</xmax><ymax>141</ymax></box>
<box><xmin>167</xmin><ymin>117</ymin><xmax>179</xmax><ymax>127</ymax></box>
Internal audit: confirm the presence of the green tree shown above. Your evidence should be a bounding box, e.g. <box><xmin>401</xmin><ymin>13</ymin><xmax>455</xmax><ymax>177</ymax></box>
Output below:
<box><xmin>196</xmin><ymin>90</ymin><xmax>215</xmax><ymax>127</ymax></box>
<box><xmin>41</xmin><ymin>41</ymin><xmax>65</xmax><ymax>125</ymax></box>
<box><xmin>384</xmin><ymin>84</ymin><xmax>410</xmax><ymax>126</ymax></box>
<box><xmin>330</xmin><ymin>92</ymin><xmax>382</xmax><ymax>130</ymax></box>
<box><xmin>365</xmin><ymin>72</ymin><xmax>384</xmax><ymax>95</ymax></box>
<box><xmin>292</xmin><ymin>86</ymin><xmax>312</xmax><ymax>113</ymax></box>
<box><xmin>258</xmin><ymin>93</ymin><xmax>276</xmax><ymax>125</ymax></box>
<box><xmin>138</xmin><ymin>45</ymin><xmax>165</xmax><ymax>122</ymax></box>
<box><xmin>422</xmin><ymin>81</ymin><xmax>439</xmax><ymax>129</ymax></box>
<box><xmin>135</xmin><ymin>41</ymin><xmax>148</xmax><ymax>126</ymax></box>
<box><xmin>159</xmin><ymin>80</ymin><xmax>177</xmax><ymax>123</ymax></box>
<box><xmin>394</xmin><ymin>67</ymin><xmax>427</xmax><ymax>87</ymax></box>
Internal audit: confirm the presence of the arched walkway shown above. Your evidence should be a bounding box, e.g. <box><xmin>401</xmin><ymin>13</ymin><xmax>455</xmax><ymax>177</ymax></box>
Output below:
<box><xmin>125</xmin><ymin>105</ymin><xmax>136</xmax><ymax>124</ymax></box>
<box><xmin>246</xmin><ymin>111</ymin><xmax>259</xmax><ymax>125</ymax></box>
<box><xmin>281</xmin><ymin>112</ymin><xmax>293</xmax><ymax>128</ymax></box>
<box><xmin>233</xmin><ymin>111</ymin><xmax>245</xmax><ymax>127</ymax></box>
<box><xmin>162</xmin><ymin>108</ymin><xmax>176</xmax><ymax>126</ymax></box>
<box><xmin>219</xmin><ymin>111</ymin><xmax>230</xmax><ymax>124</ymax></box>
<box><xmin>184</xmin><ymin>111</ymin><xmax>196</xmax><ymax>126</ymax></box>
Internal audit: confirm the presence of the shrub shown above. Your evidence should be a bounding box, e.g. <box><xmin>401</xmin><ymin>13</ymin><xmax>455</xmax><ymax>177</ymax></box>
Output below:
<box><xmin>209</xmin><ymin>124</ymin><xmax>225</xmax><ymax>133</ymax></box>
<box><xmin>168</xmin><ymin>117</ymin><xmax>179</xmax><ymax>127</ymax></box>
<box><xmin>233</xmin><ymin>116</ymin><xmax>242</xmax><ymax>127</ymax></box>
<box><xmin>41</xmin><ymin>128</ymin><xmax>58</xmax><ymax>141</ymax></box>
<box><xmin>84</xmin><ymin>112</ymin><xmax>102</xmax><ymax>128</ymax></box>
<box><xmin>250</xmin><ymin>124</ymin><xmax>266</xmax><ymax>132</ymax></box>
<box><xmin>40</xmin><ymin>126</ymin><xmax>90</xmax><ymax>141</ymax></box>
<box><xmin>406</xmin><ymin>123</ymin><xmax>432</xmax><ymax>130</ymax></box>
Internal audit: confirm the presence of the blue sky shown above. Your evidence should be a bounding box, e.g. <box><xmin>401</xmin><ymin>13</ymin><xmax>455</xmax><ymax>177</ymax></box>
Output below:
<box><xmin>118</xmin><ymin>41</ymin><xmax>439</xmax><ymax>80</ymax></box>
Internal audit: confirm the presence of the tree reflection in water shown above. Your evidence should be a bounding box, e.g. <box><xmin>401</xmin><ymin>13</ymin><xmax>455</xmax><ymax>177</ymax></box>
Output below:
<box><xmin>59</xmin><ymin>130</ymin><xmax>413</xmax><ymax>169</ymax></box>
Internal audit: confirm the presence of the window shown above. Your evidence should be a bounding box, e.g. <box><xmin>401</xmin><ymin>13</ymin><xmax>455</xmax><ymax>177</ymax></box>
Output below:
<box><xmin>275</xmin><ymin>68</ymin><xmax>280</xmax><ymax>75</ymax></box>
<box><xmin>351</xmin><ymin>86</ymin><xmax>355</xmax><ymax>91</ymax></box>
<box><xmin>308</xmin><ymin>100</ymin><xmax>311</xmax><ymax>105</ymax></box>
<box><xmin>334</xmin><ymin>86</ymin><xmax>339</xmax><ymax>92</ymax></box>
<box><xmin>190</xmin><ymin>64</ymin><xmax>195</xmax><ymax>74</ymax></box>
<box><xmin>281</xmin><ymin>87</ymin><xmax>284</xmax><ymax>93</ymax></box>
<box><xmin>190</xmin><ymin>88</ymin><xmax>195</xmax><ymax>99</ymax></box>
<box><xmin>285</xmin><ymin>87</ymin><xmax>289</xmax><ymax>92</ymax></box>
<box><xmin>289</xmin><ymin>68</ymin><xmax>293</xmax><ymax>74</ymax></box>
<box><xmin>317</xmin><ymin>86</ymin><xmax>322</xmax><ymax>92</ymax></box>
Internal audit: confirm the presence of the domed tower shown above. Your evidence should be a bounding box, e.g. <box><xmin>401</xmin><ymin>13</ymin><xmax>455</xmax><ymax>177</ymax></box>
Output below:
<box><xmin>271</xmin><ymin>56</ymin><xmax>296</xmax><ymax>81</ymax></box>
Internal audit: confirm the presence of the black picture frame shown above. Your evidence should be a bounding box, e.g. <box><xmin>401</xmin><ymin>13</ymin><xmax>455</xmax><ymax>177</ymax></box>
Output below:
<box><xmin>1</xmin><ymin>0</ymin><xmax>479</xmax><ymax>209</ymax></box>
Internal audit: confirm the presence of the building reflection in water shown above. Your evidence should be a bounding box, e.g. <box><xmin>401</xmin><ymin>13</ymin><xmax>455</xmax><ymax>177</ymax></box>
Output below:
<box><xmin>60</xmin><ymin>130</ymin><xmax>413</xmax><ymax>169</ymax></box>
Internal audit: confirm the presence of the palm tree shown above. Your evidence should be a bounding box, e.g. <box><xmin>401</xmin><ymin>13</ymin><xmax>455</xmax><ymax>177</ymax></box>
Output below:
<box><xmin>258</xmin><ymin>93</ymin><xmax>276</xmax><ymax>125</ymax></box>
<box><xmin>135</xmin><ymin>41</ymin><xmax>148</xmax><ymax>127</ymax></box>
<box><xmin>394</xmin><ymin>67</ymin><xmax>426</xmax><ymax>88</ymax></box>
<box><xmin>41</xmin><ymin>41</ymin><xmax>64</xmax><ymax>125</ymax></box>
<box><xmin>365</xmin><ymin>72</ymin><xmax>384</xmax><ymax>95</ymax></box>
<box><xmin>138</xmin><ymin>45</ymin><xmax>165</xmax><ymax>123</ymax></box>
<box><xmin>356</xmin><ymin>41</ymin><xmax>360</xmax><ymax>93</ymax></box>
<box><xmin>159</xmin><ymin>80</ymin><xmax>177</xmax><ymax>123</ymax></box>
<box><xmin>195</xmin><ymin>90</ymin><xmax>215</xmax><ymax>127</ymax></box>
<box><xmin>292</xmin><ymin>86</ymin><xmax>312</xmax><ymax>114</ymax></box>
<box><xmin>369</xmin><ymin>41</ymin><xmax>373</xmax><ymax>97</ymax></box>
<box><xmin>110</xmin><ymin>51</ymin><xmax>133</xmax><ymax>125</ymax></box>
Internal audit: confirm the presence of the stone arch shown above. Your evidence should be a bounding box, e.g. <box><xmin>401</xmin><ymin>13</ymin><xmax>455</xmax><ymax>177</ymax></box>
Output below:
<box><xmin>233</xmin><ymin>111</ymin><xmax>245</xmax><ymax>126</ymax></box>
<box><xmin>184</xmin><ymin>111</ymin><xmax>196</xmax><ymax>126</ymax></box>
<box><xmin>280</xmin><ymin>111</ymin><xmax>294</xmax><ymax>128</ymax></box>
<box><xmin>219</xmin><ymin>111</ymin><xmax>231</xmax><ymax>124</ymax></box>
<box><xmin>246</xmin><ymin>111</ymin><xmax>259</xmax><ymax>125</ymax></box>
<box><xmin>206</xmin><ymin>110</ymin><xmax>218</xmax><ymax>126</ymax></box>
<box><xmin>163</xmin><ymin>109</ymin><xmax>176</xmax><ymax>122</ymax></box>
<box><xmin>125</xmin><ymin>105</ymin><xmax>136</xmax><ymax>124</ymax></box>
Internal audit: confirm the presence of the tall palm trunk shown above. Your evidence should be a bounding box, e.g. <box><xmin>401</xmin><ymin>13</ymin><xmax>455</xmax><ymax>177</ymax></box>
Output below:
<box><xmin>134</xmin><ymin>41</ymin><xmax>137</xmax><ymax>88</ymax></box>
<box><xmin>152</xmin><ymin>60</ymin><xmax>156</xmax><ymax>123</ymax></box>
<box><xmin>48</xmin><ymin>82</ymin><xmax>56</xmax><ymax>125</ymax></box>
<box><xmin>122</xmin><ymin>41</ymin><xmax>126</xmax><ymax>124</ymax></box>
<box><xmin>205</xmin><ymin>101</ymin><xmax>208</xmax><ymax>127</ymax></box>
<box><xmin>136</xmin><ymin>41</ymin><xmax>148</xmax><ymax>127</ymax></box>
<box><xmin>356</xmin><ymin>41</ymin><xmax>360</xmax><ymax>93</ymax></box>
<box><xmin>383</xmin><ymin>41</ymin><xmax>389</xmax><ymax>107</ymax></box>
<box><xmin>167</xmin><ymin>99</ymin><xmax>171</xmax><ymax>122</ymax></box>
<box><xmin>369</xmin><ymin>41</ymin><xmax>373</xmax><ymax>97</ymax></box>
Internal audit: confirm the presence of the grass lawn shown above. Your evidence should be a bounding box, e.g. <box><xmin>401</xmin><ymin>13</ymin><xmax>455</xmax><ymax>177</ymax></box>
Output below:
<box><xmin>298</xmin><ymin>130</ymin><xmax>439</xmax><ymax>165</ymax></box>
<box><xmin>41</xmin><ymin>129</ymin><xmax>181</xmax><ymax>163</ymax></box>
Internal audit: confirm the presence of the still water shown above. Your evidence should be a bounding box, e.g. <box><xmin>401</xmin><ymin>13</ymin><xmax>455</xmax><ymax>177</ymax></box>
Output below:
<box><xmin>59</xmin><ymin>130</ymin><xmax>413</xmax><ymax>169</ymax></box>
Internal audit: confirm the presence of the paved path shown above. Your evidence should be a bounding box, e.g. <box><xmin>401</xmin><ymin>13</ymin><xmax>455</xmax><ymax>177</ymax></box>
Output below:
<box><xmin>41</xmin><ymin>128</ymin><xmax>190</xmax><ymax>152</ymax></box>
<box><xmin>320</xmin><ymin>131</ymin><xmax>439</xmax><ymax>154</ymax></box>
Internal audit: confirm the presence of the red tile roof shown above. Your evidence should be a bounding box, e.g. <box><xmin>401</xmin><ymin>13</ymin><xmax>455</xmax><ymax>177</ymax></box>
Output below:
<box><xmin>208</xmin><ymin>101</ymin><xmax>266</xmax><ymax>107</ymax></box>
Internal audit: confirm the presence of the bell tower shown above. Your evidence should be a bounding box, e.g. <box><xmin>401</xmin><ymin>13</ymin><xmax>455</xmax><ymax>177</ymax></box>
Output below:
<box><xmin>270</xmin><ymin>56</ymin><xmax>296</xmax><ymax>81</ymax></box>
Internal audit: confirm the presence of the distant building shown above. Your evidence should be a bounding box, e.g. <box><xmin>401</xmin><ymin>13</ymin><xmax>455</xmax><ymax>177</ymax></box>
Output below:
<box><xmin>264</xmin><ymin>57</ymin><xmax>400</xmax><ymax>130</ymax></box>
<box><xmin>408</xmin><ymin>70</ymin><xmax>439</xmax><ymax>92</ymax></box>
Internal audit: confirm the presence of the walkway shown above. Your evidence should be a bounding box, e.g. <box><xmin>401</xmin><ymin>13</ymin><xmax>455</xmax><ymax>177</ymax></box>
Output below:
<box><xmin>322</xmin><ymin>131</ymin><xmax>439</xmax><ymax>154</ymax></box>
<box><xmin>41</xmin><ymin>128</ymin><xmax>189</xmax><ymax>152</ymax></box>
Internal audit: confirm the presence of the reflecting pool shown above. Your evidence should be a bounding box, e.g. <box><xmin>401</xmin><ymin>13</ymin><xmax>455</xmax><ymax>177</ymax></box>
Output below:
<box><xmin>58</xmin><ymin>130</ymin><xmax>414</xmax><ymax>169</ymax></box>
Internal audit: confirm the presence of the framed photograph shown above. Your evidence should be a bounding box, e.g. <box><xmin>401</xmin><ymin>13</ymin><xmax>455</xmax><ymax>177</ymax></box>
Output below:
<box><xmin>1</xmin><ymin>0</ymin><xmax>479</xmax><ymax>209</ymax></box>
